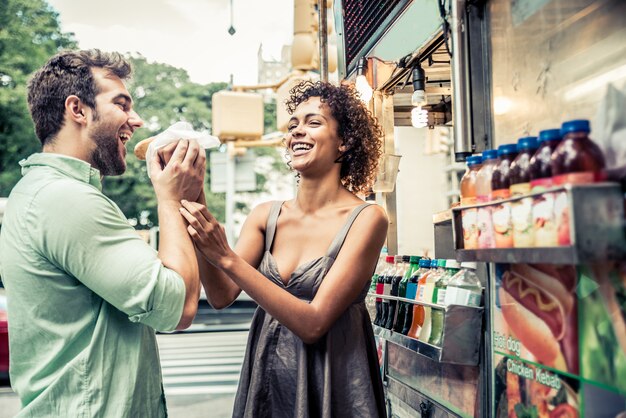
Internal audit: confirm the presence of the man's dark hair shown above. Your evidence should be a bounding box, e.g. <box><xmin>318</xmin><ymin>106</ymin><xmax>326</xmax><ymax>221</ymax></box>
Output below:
<box><xmin>27</xmin><ymin>49</ymin><xmax>132</xmax><ymax>145</ymax></box>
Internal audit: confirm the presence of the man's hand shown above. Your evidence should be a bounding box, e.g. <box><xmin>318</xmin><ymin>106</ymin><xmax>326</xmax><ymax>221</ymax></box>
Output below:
<box><xmin>150</xmin><ymin>139</ymin><xmax>206</xmax><ymax>203</ymax></box>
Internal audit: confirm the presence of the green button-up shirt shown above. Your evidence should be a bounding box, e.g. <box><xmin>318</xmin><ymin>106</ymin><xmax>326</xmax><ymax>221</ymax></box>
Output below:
<box><xmin>0</xmin><ymin>153</ymin><xmax>186</xmax><ymax>417</ymax></box>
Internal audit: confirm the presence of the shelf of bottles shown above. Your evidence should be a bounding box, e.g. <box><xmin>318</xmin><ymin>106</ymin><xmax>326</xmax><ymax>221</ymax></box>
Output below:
<box><xmin>452</xmin><ymin>183</ymin><xmax>625</xmax><ymax>264</ymax></box>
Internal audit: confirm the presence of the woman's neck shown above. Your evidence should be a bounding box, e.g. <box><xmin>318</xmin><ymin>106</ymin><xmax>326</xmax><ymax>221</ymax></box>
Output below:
<box><xmin>293</xmin><ymin>176</ymin><xmax>349</xmax><ymax>213</ymax></box>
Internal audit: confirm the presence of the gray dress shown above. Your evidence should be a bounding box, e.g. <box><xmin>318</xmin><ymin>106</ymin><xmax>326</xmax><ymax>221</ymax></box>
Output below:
<box><xmin>232</xmin><ymin>201</ymin><xmax>387</xmax><ymax>418</ymax></box>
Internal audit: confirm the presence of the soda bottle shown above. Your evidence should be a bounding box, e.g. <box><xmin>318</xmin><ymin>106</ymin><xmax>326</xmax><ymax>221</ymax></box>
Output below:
<box><xmin>402</xmin><ymin>258</ymin><xmax>431</xmax><ymax>335</ymax></box>
<box><xmin>433</xmin><ymin>260</ymin><xmax>460</xmax><ymax>305</ymax></box>
<box><xmin>374</xmin><ymin>255</ymin><xmax>395</xmax><ymax>326</ymax></box>
<box><xmin>510</xmin><ymin>136</ymin><xmax>538</xmax><ymax>248</ymax></box>
<box><xmin>385</xmin><ymin>255</ymin><xmax>408</xmax><ymax>329</ymax></box>
<box><xmin>368</xmin><ymin>249</ymin><xmax>388</xmax><ymax>323</ymax></box>
<box><xmin>476</xmin><ymin>149</ymin><xmax>499</xmax><ymax>249</ymax></box>
<box><xmin>444</xmin><ymin>262</ymin><xmax>483</xmax><ymax>307</ymax></box>
<box><xmin>492</xmin><ymin>144</ymin><xmax>518</xmax><ymax>248</ymax></box>
<box><xmin>418</xmin><ymin>306</ymin><xmax>432</xmax><ymax>342</ymax></box>
<box><xmin>407</xmin><ymin>303</ymin><xmax>425</xmax><ymax>340</ymax></box>
<box><xmin>393</xmin><ymin>256</ymin><xmax>420</xmax><ymax>333</ymax></box>
<box><xmin>421</xmin><ymin>259</ymin><xmax>445</xmax><ymax>304</ymax></box>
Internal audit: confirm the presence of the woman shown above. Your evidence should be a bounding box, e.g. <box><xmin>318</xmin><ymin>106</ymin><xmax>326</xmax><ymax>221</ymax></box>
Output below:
<box><xmin>180</xmin><ymin>81</ymin><xmax>388</xmax><ymax>418</ymax></box>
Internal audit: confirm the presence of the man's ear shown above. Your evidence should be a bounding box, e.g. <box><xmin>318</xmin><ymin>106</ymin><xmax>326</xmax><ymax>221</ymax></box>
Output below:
<box><xmin>65</xmin><ymin>95</ymin><xmax>87</xmax><ymax>124</ymax></box>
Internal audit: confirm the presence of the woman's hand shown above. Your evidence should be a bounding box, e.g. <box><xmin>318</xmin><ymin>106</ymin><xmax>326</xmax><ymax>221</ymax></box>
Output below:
<box><xmin>179</xmin><ymin>200</ymin><xmax>234</xmax><ymax>268</ymax></box>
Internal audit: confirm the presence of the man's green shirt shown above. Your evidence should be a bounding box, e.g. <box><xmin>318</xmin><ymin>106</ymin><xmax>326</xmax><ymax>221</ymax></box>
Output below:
<box><xmin>0</xmin><ymin>153</ymin><xmax>186</xmax><ymax>417</ymax></box>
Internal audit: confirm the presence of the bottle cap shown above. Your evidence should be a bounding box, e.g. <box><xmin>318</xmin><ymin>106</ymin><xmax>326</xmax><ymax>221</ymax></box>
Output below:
<box><xmin>561</xmin><ymin>119</ymin><xmax>590</xmax><ymax>135</ymax></box>
<box><xmin>430</xmin><ymin>259</ymin><xmax>439</xmax><ymax>268</ymax></box>
<box><xmin>466</xmin><ymin>155</ymin><xmax>483</xmax><ymax>166</ymax></box>
<box><xmin>461</xmin><ymin>262</ymin><xmax>478</xmax><ymax>269</ymax></box>
<box><xmin>516</xmin><ymin>136</ymin><xmax>538</xmax><ymax>151</ymax></box>
<box><xmin>418</xmin><ymin>259</ymin><xmax>431</xmax><ymax>268</ymax></box>
<box><xmin>538</xmin><ymin>129</ymin><xmax>561</xmax><ymax>143</ymax></box>
<box><xmin>482</xmin><ymin>149</ymin><xmax>498</xmax><ymax>160</ymax></box>
<box><xmin>385</xmin><ymin>255</ymin><xmax>395</xmax><ymax>263</ymax></box>
<box><xmin>402</xmin><ymin>255</ymin><xmax>411</xmax><ymax>263</ymax></box>
<box><xmin>445</xmin><ymin>259</ymin><xmax>461</xmax><ymax>269</ymax></box>
<box><xmin>497</xmin><ymin>144</ymin><xmax>518</xmax><ymax>156</ymax></box>
<box><xmin>409</xmin><ymin>256</ymin><xmax>422</xmax><ymax>264</ymax></box>
<box><xmin>438</xmin><ymin>259</ymin><xmax>447</xmax><ymax>268</ymax></box>
<box><xmin>395</xmin><ymin>255</ymin><xmax>403</xmax><ymax>262</ymax></box>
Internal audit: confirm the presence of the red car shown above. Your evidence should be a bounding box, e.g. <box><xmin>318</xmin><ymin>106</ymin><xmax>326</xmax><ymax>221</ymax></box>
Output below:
<box><xmin>0</xmin><ymin>288</ymin><xmax>8</xmax><ymax>379</ymax></box>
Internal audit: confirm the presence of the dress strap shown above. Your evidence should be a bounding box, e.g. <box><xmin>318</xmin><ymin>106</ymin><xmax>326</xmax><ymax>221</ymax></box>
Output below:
<box><xmin>326</xmin><ymin>203</ymin><xmax>372</xmax><ymax>260</ymax></box>
<box><xmin>264</xmin><ymin>201</ymin><xmax>284</xmax><ymax>251</ymax></box>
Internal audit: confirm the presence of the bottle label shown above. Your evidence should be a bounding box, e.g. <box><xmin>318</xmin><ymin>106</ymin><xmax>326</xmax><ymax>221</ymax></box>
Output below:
<box><xmin>510</xmin><ymin>182</ymin><xmax>531</xmax><ymax>196</ymax></box>
<box><xmin>461</xmin><ymin>208</ymin><xmax>479</xmax><ymax>249</ymax></box>
<box><xmin>445</xmin><ymin>287</ymin><xmax>482</xmax><ymax>307</ymax></box>
<box><xmin>375</xmin><ymin>283</ymin><xmax>384</xmax><ymax>302</ymax></box>
<box><xmin>511</xmin><ymin>197</ymin><xmax>534</xmax><ymax>248</ymax></box>
<box><xmin>477</xmin><ymin>206</ymin><xmax>495</xmax><ymax>249</ymax></box>
<box><xmin>460</xmin><ymin>196</ymin><xmax>477</xmax><ymax>206</ymax></box>
<box><xmin>553</xmin><ymin>171</ymin><xmax>595</xmax><ymax>185</ymax></box>
<box><xmin>435</xmin><ymin>289</ymin><xmax>447</xmax><ymax>305</ymax></box>
<box><xmin>530</xmin><ymin>177</ymin><xmax>553</xmax><ymax>191</ymax></box>
<box><xmin>492</xmin><ymin>202</ymin><xmax>513</xmax><ymax>248</ymax></box>
<box><xmin>431</xmin><ymin>287</ymin><xmax>439</xmax><ymax>304</ymax></box>
<box><xmin>417</xmin><ymin>285</ymin><xmax>426</xmax><ymax>302</ymax></box>
<box><xmin>554</xmin><ymin>191</ymin><xmax>571</xmax><ymax>245</ymax></box>
<box><xmin>491</xmin><ymin>188</ymin><xmax>511</xmax><ymax>201</ymax></box>
<box><xmin>382</xmin><ymin>283</ymin><xmax>391</xmax><ymax>302</ymax></box>
<box><xmin>406</xmin><ymin>283</ymin><xmax>418</xmax><ymax>300</ymax></box>
<box><xmin>532</xmin><ymin>192</ymin><xmax>557</xmax><ymax>247</ymax></box>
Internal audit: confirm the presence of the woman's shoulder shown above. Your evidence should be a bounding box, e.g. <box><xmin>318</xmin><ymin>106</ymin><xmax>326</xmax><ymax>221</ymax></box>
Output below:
<box><xmin>246</xmin><ymin>200</ymin><xmax>283</xmax><ymax>228</ymax></box>
<box><xmin>355</xmin><ymin>202</ymin><xmax>388</xmax><ymax>229</ymax></box>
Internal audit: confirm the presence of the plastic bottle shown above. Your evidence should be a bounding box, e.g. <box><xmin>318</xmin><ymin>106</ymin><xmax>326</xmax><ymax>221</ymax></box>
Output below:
<box><xmin>433</xmin><ymin>260</ymin><xmax>460</xmax><ymax>306</ymax></box>
<box><xmin>510</xmin><ymin>136</ymin><xmax>538</xmax><ymax>248</ymax></box>
<box><xmin>421</xmin><ymin>259</ymin><xmax>445</xmax><ymax>304</ymax></box>
<box><xmin>393</xmin><ymin>256</ymin><xmax>420</xmax><ymax>332</ymax></box>
<box><xmin>491</xmin><ymin>144</ymin><xmax>518</xmax><ymax>248</ymax></box>
<box><xmin>418</xmin><ymin>306</ymin><xmax>433</xmax><ymax>342</ymax></box>
<box><xmin>551</xmin><ymin>120</ymin><xmax>606</xmax><ymax>245</ymax></box>
<box><xmin>475</xmin><ymin>149</ymin><xmax>498</xmax><ymax>249</ymax></box>
<box><xmin>529</xmin><ymin>129</ymin><xmax>561</xmax><ymax>248</ymax></box>
<box><xmin>402</xmin><ymin>258</ymin><xmax>431</xmax><ymax>335</ymax></box>
<box><xmin>444</xmin><ymin>262</ymin><xmax>483</xmax><ymax>307</ymax></box>
<box><xmin>530</xmin><ymin>129</ymin><xmax>561</xmax><ymax>190</ymax></box>
<box><xmin>374</xmin><ymin>255</ymin><xmax>395</xmax><ymax>326</ymax></box>
<box><xmin>384</xmin><ymin>255</ymin><xmax>407</xmax><ymax>329</ymax></box>
<box><xmin>460</xmin><ymin>155</ymin><xmax>483</xmax><ymax>250</ymax></box>
<box><xmin>369</xmin><ymin>249</ymin><xmax>388</xmax><ymax>323</ymax></box>
<box><xmin>416</xmin><ymin>259</ymin><xmax>438</xmax><ymax>303</ymax></box>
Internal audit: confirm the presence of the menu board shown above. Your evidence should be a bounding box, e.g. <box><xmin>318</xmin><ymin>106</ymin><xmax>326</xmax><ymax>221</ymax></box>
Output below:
<box><xmin>492</xmin><ymin>262</ymin><xmax>626</xmax><ymax>417</ymax></box>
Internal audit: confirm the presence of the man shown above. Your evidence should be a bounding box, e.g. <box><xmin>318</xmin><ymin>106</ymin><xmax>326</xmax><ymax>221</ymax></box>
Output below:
<box><xmin>0</xmin><ymin>49</ymin><xmax>203</xmax><ymax>416</ymax></box>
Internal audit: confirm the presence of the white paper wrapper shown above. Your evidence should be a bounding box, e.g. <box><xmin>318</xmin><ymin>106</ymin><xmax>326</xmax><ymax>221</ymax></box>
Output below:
<box><xmin>146</xmin><ymin>121</ymin><xmax>220</xmax><ymax>177</ymax></box>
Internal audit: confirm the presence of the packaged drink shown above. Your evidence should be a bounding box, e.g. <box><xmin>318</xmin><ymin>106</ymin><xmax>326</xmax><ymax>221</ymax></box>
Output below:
<box><xmin>407</xmin><ymin>304</ymin><xmax>425</xmax><ymax>340</ymax></box>
<box><xmin>551</xmin><ymin>120</ymin><xmax>606</xmax><ymax>246</ymax></box>
<box><xmin>491</xmin><ymin>144</ymin><xmax>518</xmax><ymax>248</ymax></box>
<box><xmin>428</xmin><ymin>306</ymin><xmax>444</xmax><ymax>346</ymax></box>
<box><xmin>530</xmin><ymin>129</ymin><xmax>561</xmax><ymax>247</ymax></box>
<box><xmin>374</xmin><ymin>255</ymin><xmax>395</xmax><ymax>326</ymax></box>
<box><xmin>460</xmin><ymin>155</ymin><xmax>483</xmax><ymax>249</ymax></box>
<box><xmin>510</xmin><ymin>136</ymin><xmax>538</xmax><ymax>248</ymax></box>
<box><xmin>420</xmin><ymin>259</ymin><xmax>444</xmax><ymax>304</ymax></box>
<box><xmin>444</xmin><ymin>262</ymin><xmax>482</xmax><ymax>307</ymax></box>
<box><xmin>475</xmin><ymin>149</ymin><xmax>498</xmax><ymax>249</ymax></box>
<box><xmin>402</xmin><ymin>258</ymin><xmax>430</xmax><ymax>335</ymax></box>
<box><xmin>384</xmin><ymin>255</ymin><xmax>406</xmax><ymax>329</ymax></box>
<box><xmin>433</xmin><ymin>260</ymin><xmax>460</xmax><ymax>305</ymax></box>
<box><xmin>393</xmin><ymin>256</ymin><xmax>418</xmax><ymax>332</ymax></box>
<box><xmin>368</xmin><ymin>249</ymin><xmax>388</xmax><ymax>323</ymax></box>
<box><xmin>417</xmin><ymin>306</ymin><xmax>432</xmax><ymax>342</ymax></box>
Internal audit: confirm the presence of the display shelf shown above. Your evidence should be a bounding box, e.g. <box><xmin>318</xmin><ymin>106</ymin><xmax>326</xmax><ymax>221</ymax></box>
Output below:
<box><xmin>372</xmin><ymin>304</ymin><xmax>483</xmax><ymax>366</ymax></box>
<box><xmin>451</xmin><ymin>182</ymin><xmax>626</xmax><ymax>264</ymax></box>
<box><xmin>367</xmin><ymin>293</ymin><xmax>445</xmax><ymax>310</ymax></box>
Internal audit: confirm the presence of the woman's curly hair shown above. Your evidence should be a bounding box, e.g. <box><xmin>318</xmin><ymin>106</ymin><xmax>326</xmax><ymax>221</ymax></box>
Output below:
<box><xmin>285</xmin><ymin>80</ymin><xmax>383</xmax><ymax>195</ymax></box>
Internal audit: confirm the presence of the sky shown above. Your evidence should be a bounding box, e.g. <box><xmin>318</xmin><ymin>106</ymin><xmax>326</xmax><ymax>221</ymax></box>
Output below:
<box><xmin>46</xmin><ymin>0</ymin><xmax>295</xmax><ymax>85</ymax></box>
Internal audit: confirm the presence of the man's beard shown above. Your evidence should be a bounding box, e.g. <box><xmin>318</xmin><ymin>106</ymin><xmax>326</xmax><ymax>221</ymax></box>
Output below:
<box><xmin>89</xmin><ymin>111</ymin><xmax>126</xmax><ymax>176</ymax></box>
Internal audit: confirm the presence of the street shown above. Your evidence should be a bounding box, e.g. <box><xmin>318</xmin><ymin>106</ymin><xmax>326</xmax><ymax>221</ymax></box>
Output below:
<box><xmin>0</xmin><ymin>330</ymin><xmax>249</xmax><ymax>418</ymax></box>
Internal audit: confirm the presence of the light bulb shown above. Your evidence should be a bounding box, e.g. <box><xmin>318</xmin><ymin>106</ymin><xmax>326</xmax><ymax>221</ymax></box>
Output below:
<box><xmin>411</xmin><ymin>89</ymin><xmax>426</xmax><ymax>107</ymax></box>
<box><xmin>355</xmin><ymin>75</ymin><xmax>373</xmax><ymax>103</ymax></box>
<box><xmin>411</xmin><ymin>106</ymin><xmax>428</xmax><ymax>128</ymax></box>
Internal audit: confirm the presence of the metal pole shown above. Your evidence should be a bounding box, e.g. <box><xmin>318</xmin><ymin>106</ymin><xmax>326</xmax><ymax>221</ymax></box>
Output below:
<box><xmin>450</xmin><ymin>0</ymin><xmax>473</xmax><ymax>162</ymax></box>
<box><xmin>318</xmin><ymin>0</ymin><xmax>328</xmax><ymax>82</ymax></box>
<box><xmin>225</xmin><ymin>141</ymin><xmax>236</xmax><ymax>245</ymax></box>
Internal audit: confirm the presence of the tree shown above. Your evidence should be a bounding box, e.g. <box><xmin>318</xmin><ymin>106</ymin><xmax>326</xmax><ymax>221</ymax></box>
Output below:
<box><xmin>0</xmin><ymin>0</ymin><xmax>76</xmax><ymax>195</ymax></box>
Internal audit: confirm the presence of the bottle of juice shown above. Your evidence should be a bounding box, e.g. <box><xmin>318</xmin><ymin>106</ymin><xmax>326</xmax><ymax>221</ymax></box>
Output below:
<box><xmin>475</xmin><ymin>149</ymin><xmax>498</xmax><ymax>249</ymax></box>
<box><xmin>393</xmin><ymin>256</ymin><xmax>420</xmax><ymax>333</ymax></box>
<box><xmin>375</xmin><ymin>255</ymin><xmax>396</xmax><ymax>326</ymax></box>
<box><xmin>551</xmin><ymin>120</ymin><xmax>606</xmax><ymax>245</ymax></box>
<box><xmin>402</xmin><ymin>258</ymin><xmax>430</xmax><ymax>335</ymax></box>
<box><xmin>491</xmin><ymin>144</ymin><xmax>518</xmax><ymax>248</ymax></box>
<box><xmin>407</xmin><ymin>303</ymin><xmax>425</xmax><ymax>340</ymax></box>
<box><xmin>373</xmin><ymin>254</ymin><xmax>393</xmax><ymax>326</ymax></box>
<box><xmin>530</xmin><ymin>129</ymin><xmax>561</xmax><ymax>190</ymax></box>
<box><xmin>529</xmin><ymin>129</ymin><xmax>561</xmax><ymax>247</ymax></box>
<box><xmin>461</xmin><ymin>155</ymin><xmax>483</xmax><ymax>250</ymax></box>
<box><xmin>418</xmin><ymin>306</ymin><xmax>432</xmax><ymax>342</ymax></box>
<box><xmin>433</xmin><ymin>260</ymin><xmax>460</xmax><ymax>305</ymax></box>
<box><xmin>384</xmin><ymin>255</ymin><xmax>407</xmax><ymax>329</ymax></box>
<box><xmin>421</xmin><ymin>259</ymin><xmax>444</xmax><ymax>304</ymax></box>
<box><xmin>460</xmin><ymin>156</ymin><xmax>483</xmax><ymax>205</ymax></box>
<box><xmin>510</xmin><ymin>136</ymin><xmax>538</xmax><ymax>248</ymax></box>
<box><xmin>444</xmin><ymin>262</ymin><xmax>482</xmax><ymax>307</ymax></box>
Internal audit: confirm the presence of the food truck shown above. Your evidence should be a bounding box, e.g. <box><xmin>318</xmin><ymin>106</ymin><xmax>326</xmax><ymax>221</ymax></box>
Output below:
<box><xmin>329</xmin><ymin>0</ymin><xmax>626</xmax><ymax>416</ymax></box>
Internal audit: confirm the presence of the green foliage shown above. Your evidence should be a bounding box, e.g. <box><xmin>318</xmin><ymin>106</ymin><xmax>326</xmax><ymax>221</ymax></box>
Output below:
<box><xmin>0</xmin><ymin>0</ymin><xmax>76</xmax><ymax>195</ymax></box>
